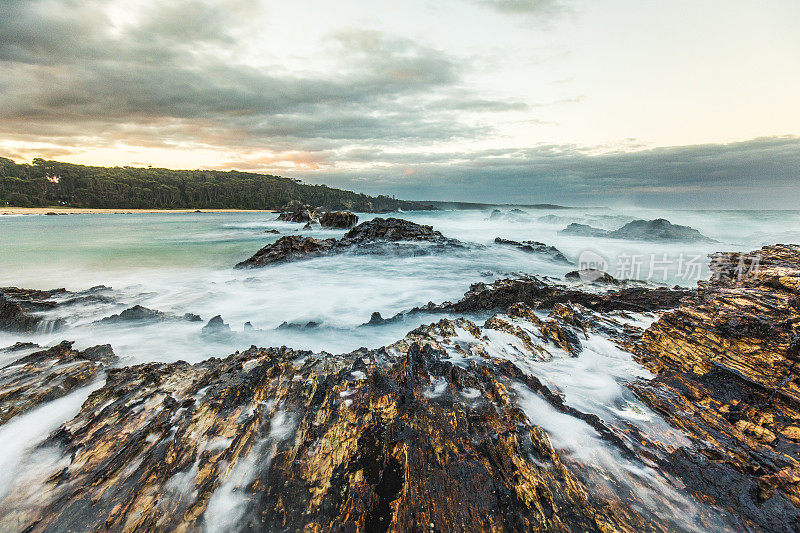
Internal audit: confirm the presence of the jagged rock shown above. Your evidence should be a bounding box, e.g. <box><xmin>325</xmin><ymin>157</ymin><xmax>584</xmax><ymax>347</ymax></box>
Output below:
<box><xmin>337</xmin><ymin>217</ymin><xmax>458</xmax><ymax>247</ymax></box>
<box><xmin>277</xmin><ymin>209</ymin><xmax>317</xmax><ymax>223</ymax></box>
<box><xmin>561</xmin><ymin>219</ymin><xmax>715</xmax><ymax>242</ymax></box>
<box><xmin>277</xmin><ymin>320</ymin><xmax>320</xmax><ymax>329</ymax></box>
<box><xmin>0</xmin><ymin>341</ymin><xmax>115</xmax><ymax>425</ymax></box>
<box><xmin>0</xmin><ymin>287</ymin><xmax>67</xmax><ymax>333</ymax></box>
<box><xmin>420</xmin><ymin>276</ymin><xmax>692</xmax><ymax>314</ymax></box>
<box><xmin>565</xmin><ymin>268</ymin><xmax>618</xmax><ymax>284</ymax></box>
<box><xmin>237</xmin><ymin>218</ymin><xmax>463</xmax><ymax>268</ymax></box>
<box><xmin>494</xmin><ymin>237</ymin><xmax>573</xmax><ymax>264</ymax></box>
<box><xmin>96</xmin><ymin>305</ymin><xmax>202</xmax><ymax>324</ymax></box>
<box><xmin>319</xmin><ymin>210</ymin><xmax>358</xmax><ymax>228</ymax></box>
<box><xmin>629</xmin><ymin>244</ymin><xmax>800</xmax><ymax>529</ymax></box>
<box><xmin>488</xmin><ymin>208</ymin><xmax>502</xmax><ymax>220</ymax></box>
<box><xmin>201</xmin><ymin>315</ymin><xmax>231</xmax><ymax>337</ymax></box>
<box><xmin>262</xmin><ymin>229</ymin><xmax>280</xmax><ymax>234</ymax></box>
<box><xmin>0</xmin><ymin>311</ymin><xmax>700</xmax><ymax>532</ymax></box>
<box><xmin>235</xmin><ymin>235</ymin><xmax>337</xmax><ymax>267</ymax></box>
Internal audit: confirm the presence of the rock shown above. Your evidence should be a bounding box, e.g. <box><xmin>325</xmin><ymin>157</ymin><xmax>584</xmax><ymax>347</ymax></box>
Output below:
<box><xmin>237</xmin><ymin>218</ymin><xmax>463</xmax><ymax>268</ymax></box>
<box><xmin>560</xmin><ymin>219</ymin><xmax>715</xmax><ymax>242</ymax></box>
<box><xmin>243</xmin><ymin>321</ymin><xmax>254</xmax><ymax>330</ymax></box>
<box><xmin>0</xmin><ymin>341</ymin><xmax>39</xmax><ymax>353</ymax></box>
<box><xmin>607</xmin><ymin>218</ymin><xmax>715</xmax><ymax>242</ymax></box>
<box><xmin>0</xmin><ymin>341</ymin><xmax>115</xmax><ymax>425</ymax></box>
<box><xmin>565</xmin><ymin>269</ymin><xmax>618</xmax><ymax>284</ymax></box>
<box><xmin>494</xmin><ymin>237</ymin><xmax>573</xmax><ymax>264</ymax></box>
<box><xmin>0</xmin><ymin>315</ymin><xmax>689</xmax><ymax>532</ymax></box>
<box><xmin>0</xmin><ymin>287</ymin><xmax>67</xmax><ymax>333</ymax></box>
<box><xmin>629</xmin><ymin>244</ymin><xmax>800</xmax><ymax>529</ymax></box>
<box><xmin>559</xmin><ymin>223</ymin><xmax>611</xmax><ymax>238</ymax></box>
<box><xmin>277</xmin><ymin>320</ymin><xmax>321</xmax><ymax>330</ymax></box>
<box><xmin>488</xmin><ymin>209</ymin><xmax>502</xmax><ymax>220</ymax></box>
<box><xmin>337</xmin><ymin>217</ymin><xmax>458</xmax><ymax>247</ymax></box>
<box><xmin>319</xmin><ymin>211</ymin><xmax>358</xmax><ymax>229</ymax></box>
<box><xmin>277</xmin><ymin>209</ymin><xmax>316</xmax><ymax>223</ymax></box>
<box><xmin>235</xmin><ymin>235</ymin><xmax>337</xmax><ymax>268</ymax></box>
<box><xmin>302</xmin><ymin>222</ymin><xmax>313</xmax><ymax>229</ymax></box>
<box><xmin>96</xmin><ymin>305</ymin><xmax>202</xmax><ymax>324</ymax></box>
<box><xmin>262</xmin><ymin>229</ymin><xmax>280</xmax><ymax>234</ymax></box>
<box><xmin>415</xmin><ymin>276</ymin><xmax>692</xmax><ymax>314</ymax></box>
<box><xmin>201</xmin><ymin>315</ymin><xmax>231</xmax><ymax>336</ymax></box>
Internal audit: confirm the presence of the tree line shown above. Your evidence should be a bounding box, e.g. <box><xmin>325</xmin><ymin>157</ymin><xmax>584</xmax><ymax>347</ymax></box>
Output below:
<box><xmin>0</xmin><ymin>158</ymin><xmax>434</xmax><ymax>212</ymax></box>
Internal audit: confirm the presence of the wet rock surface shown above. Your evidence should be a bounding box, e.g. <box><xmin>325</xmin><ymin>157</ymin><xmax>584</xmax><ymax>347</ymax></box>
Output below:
<box><xmin>494</xmin><ymin>237</ymin><xmax>573</xmax><ymax>264</ymax></box>
<box><xmin>319</xmin><ymin>210</ymin><xmax>359</xmax><ymax>228</ymax></box>
<box><xmin>237</xmin><ymin>218</ymin><xmax>464</xmax><ymax>268</ymax></box>
<box><xmin>96</xmin><ymin>305</ymin><xmax>202</xmax><ymax>324</ymax></box>
<box><xmin>3</xmin><ymin>245</ymin><xmax>800</xmax><ymax>531</ymax></box>
<box><xmin>0</xmin><ymin>341</ymin><xmax>115</xmax><ymax>425</ymax></box>
<box><xmin>630</xmin><ymin>244</ymin><xmax>800</xmax><ymax>531</ymax></box>
<box><xmin>564</xmin><ymin>268</ymin><xmax>618</xmax><ymax>284</ymax></box>
<box><xmin>0</xmin><ymin>285</ymin><xmax>116</xmax><ymax>333</ymax></box>
<box><xmin>236</xmin><ymin>235</ymin><xmax>337</xmax><ymax>267</ymax></box>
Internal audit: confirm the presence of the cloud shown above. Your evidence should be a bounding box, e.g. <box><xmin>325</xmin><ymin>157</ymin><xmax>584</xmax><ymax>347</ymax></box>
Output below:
<box><xmin>471</xmin><ymin>0</ymin><xmax>568</xmax><ymax>15</ymax></box>
<box><xmin>0</xmin><ymin>0</ymin><xmax>517</xmax><ymax>154</ymax></box>
<box><xmin>276</xmin><ymin>136</ymin><xmax>800</xmax><ymax>208</ymax></box>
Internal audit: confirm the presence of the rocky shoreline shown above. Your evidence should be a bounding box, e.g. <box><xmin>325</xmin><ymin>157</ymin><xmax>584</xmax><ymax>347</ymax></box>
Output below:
<box><xmin>0</xmin><ymin>244</ymin><xmax>798</xmax><ymax>531</ymax></box>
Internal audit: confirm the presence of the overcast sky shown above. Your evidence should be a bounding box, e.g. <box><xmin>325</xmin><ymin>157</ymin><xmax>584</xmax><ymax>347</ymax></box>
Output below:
<box><xmin>1</xmin><ymin>0</ymin><xmax>798</xmax><ymax>206</ymax></box>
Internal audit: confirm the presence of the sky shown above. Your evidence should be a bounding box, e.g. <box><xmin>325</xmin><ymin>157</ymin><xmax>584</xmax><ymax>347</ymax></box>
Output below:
<box><xmin>0</xmin><ymin>0</ymin><xmax>799</xmax><ymax>207</ymax></box>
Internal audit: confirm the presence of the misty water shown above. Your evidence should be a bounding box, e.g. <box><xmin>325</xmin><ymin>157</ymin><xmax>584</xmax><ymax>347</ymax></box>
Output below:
<box><xmin>2</xmin><ymin>206</ymin><xmax>799</xmax><ymax>529</ymax></box>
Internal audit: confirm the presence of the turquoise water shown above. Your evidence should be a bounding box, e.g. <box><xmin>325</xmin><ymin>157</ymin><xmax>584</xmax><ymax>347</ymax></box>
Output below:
<box><xmin>2</xmin><ymin>208</ymin><xmax>799</xmax><ymax>363</ymax></box>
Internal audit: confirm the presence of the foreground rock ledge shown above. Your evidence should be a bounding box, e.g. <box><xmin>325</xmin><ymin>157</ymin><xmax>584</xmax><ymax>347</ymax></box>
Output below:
<box><xmin>1</xmin><ymin>245</ymin><xmax>799</xmax><ymax>531</ymax></box>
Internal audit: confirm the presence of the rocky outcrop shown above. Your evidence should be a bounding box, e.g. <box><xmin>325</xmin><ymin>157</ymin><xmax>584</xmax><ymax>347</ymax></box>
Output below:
<box><xmin>0</xmin><ymin>341</ymin><xmax>115</xmax><ymax>425</ymax></box>
<box><xmin>0</xmin><ymin>287</ymin><xmax>67</xmax><ymax>333</ymax></box>
<box><xmin>0</xmin><ymin>306</ymin><xmax>721</xmax><ymax>533</ymax></box>
<box><xmin>319</xmin><ymin>210</ymin><xmax>358</xmax><ymax>228</ymax></box>
<box><xmin>235</xmin><ymin>235</ymin><xmax>337</xmax><ymax>267</ymax></box>
<box><xmin>237</xmin><ymin>218</ymin><xmax>463</xmax><ymax>268</ymax></box>
<box><xmin>560</xmin><ymin>223</ymin><xmax>610</xmax><ymax>238</ymax></box>
<box><xmin>337</xmin><ymin>217</ymin><xmax>457</xmax><ymax>247</ymax></box>
<box><xmin>494</xmin><ymin>237</ymin><xmax>573</xmax><ymax>264</ymax></box>
<box><xmin>630</xmin><ymin>244</ymin><xmax>800</xmax><ymax>530</ymax></box>
<box><xmin>96</xmin><ymin>305</ymin><xmax>202</xmax><ymax>324</ymax></box>
<box><xmin>561</xmin><ymin>218</ymin><xmax>715</xmax><ymax>242</ymax></box>
<box><xmin>565</xmin><ymin>268</ymin><xmax>618</xmax><ymax>284</ymax></box>
<box><xmin>0</xmin><ymin>286</ymin><xmax>117</xmax><ymax>333</ymax></box>
<box><xmin>421</xmin><ymin>276</ymin><xmax>693</xmax><ymax>314</ymax></box>
<box><xmin>277</xmin><ymin>208</ymin><xmax>320</xmax><ymax>223</ymax></box>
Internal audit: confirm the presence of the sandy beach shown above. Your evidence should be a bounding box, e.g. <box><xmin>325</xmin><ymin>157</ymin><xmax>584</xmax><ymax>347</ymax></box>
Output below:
<box><xmin>0</xmin><ymin>207</ymin><xmax>277</xmax><ymax>215</ymax></box>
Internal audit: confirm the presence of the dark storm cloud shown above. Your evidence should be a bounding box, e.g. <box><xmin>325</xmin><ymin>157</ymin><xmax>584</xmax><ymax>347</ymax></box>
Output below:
<box><xmin>283</xmin><ymin>136</ymin><xmax>800</xmax><ymax>208</ymax></box>
<box><xmin>0</xmin><ymin>0</ymin><xmax>513</xmax><ymax>150</ymax></box>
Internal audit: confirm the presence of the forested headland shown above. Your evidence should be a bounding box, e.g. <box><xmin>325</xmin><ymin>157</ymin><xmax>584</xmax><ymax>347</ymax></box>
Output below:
<box><xmin>0</xmin><ymin>158</ymin><xmax>435</xmax><ymax>212</ymax></box>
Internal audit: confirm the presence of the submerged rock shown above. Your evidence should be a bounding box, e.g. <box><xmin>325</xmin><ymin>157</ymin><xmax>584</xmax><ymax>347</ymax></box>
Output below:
<box><xmin>319</xmin><ymin>210</ymin><xmax>358</xmax><ymax>228</ymax></box>
<box><xmin>96</xmin><ymin>304</ymin><xmax>202</xmax><ymax>324</ymax></box>
<box><xmin>565</xmin><ymin>268</ymin><xmax>618</xmax><ymax>284</ymax></box>
<box><xmin>0</xmin><ymin>341</ymin><xmax>115</xmax><ymax>425</ymax></box>
<box><xmin>237</xmin><ymin>218</ymin><xmax>463</xmax><ymax>268</ymax></box>
<box><xmin>560</xmin><ymin>218</ymin><xmax>715</xmax><ymax>242</ymax></box>
<box><xmin>494</xmin><ymin>237</ymin><xmax>573</xmax><ymax>264</ymax></box>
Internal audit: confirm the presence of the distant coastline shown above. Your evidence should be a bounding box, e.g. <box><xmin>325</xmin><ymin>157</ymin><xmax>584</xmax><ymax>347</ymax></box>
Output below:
<box><xmin>0</xmin><ymin>207</ymin><xmax>277</xmax><ymax>215</ymax></box>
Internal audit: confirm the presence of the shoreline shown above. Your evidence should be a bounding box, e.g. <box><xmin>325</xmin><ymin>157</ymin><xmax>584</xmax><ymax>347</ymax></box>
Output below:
<box><xmin>0</xmin><ymin>207</ymin><xmax>277</xmax><ymax>215</ymax></box>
